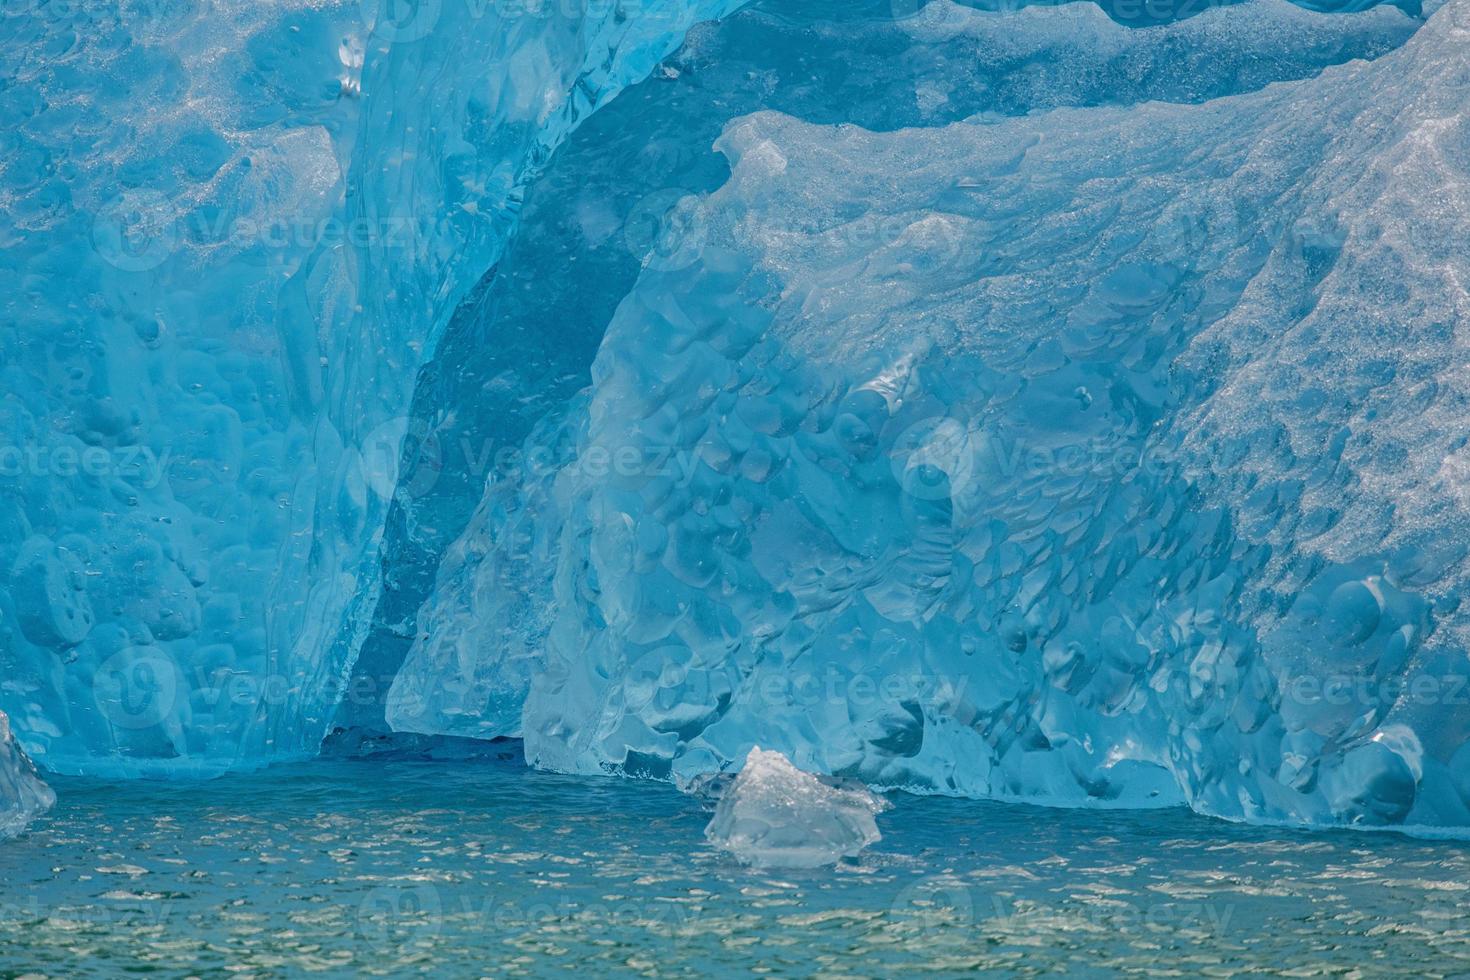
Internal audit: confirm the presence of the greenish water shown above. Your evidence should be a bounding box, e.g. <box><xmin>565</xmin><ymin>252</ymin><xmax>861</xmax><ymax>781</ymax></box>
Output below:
<box><xmin>3</xmin><ymin>757</ymin><xmax>1470</xmax><ymax>977</ymax></box>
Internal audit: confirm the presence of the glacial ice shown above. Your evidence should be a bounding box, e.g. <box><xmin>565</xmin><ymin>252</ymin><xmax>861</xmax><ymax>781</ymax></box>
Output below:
<box><xmin>705</xmin><ymin>747</ymin><xmax>886</xmax><ymax>867</ymax></box>
<box><xmin>0</xmin><ymin>711</ymin><xmax>53</xmax><ymax>840</ymax></box>
<box><xmin>509</xmin><ymin>0</ymin><xmax>1470</xmax><ymax>833</ymax></box>
<box><xmin>383</xmin><ymin>0</ymin><xmax>1419</xmax><ymax>745</ymax></box>
<box><xmin>0</xmin><ymin>0</ymin><xmax>738</xmax><ymax>775</ymax></box>
<box><xmin>7</xmin><ymin>0</ymin><xmax>1470</xmax><ymax>843</ymax></box>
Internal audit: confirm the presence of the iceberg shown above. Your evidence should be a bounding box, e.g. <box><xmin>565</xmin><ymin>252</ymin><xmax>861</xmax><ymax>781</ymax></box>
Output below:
<box><xmin>508</xmin><ymin>0</ymin><xmax>1470</xmax><ymax>833</ymax></box>
<box><xmin>705</xmin><ymin>747</ymin><xmax>887</xmax><ymax>867</ymax></box>
<box><xmin>0</xmin><ymin>712</ymin><xmax>53</xmax><ymax>840</ymax></box>
<box><xmin>385</xmin><ymin>0</ymin><xmax>1419</xmax><ymax>754</ymax></box>
<box><xmin>0</xmin><ymin>0</ymin><xmax>741</xmax><ymax>776</ymax></box>
<box><xmin>6</xmin><ymin>0</ymin><xmax>1470</xmax><ymax>844</ymax></box>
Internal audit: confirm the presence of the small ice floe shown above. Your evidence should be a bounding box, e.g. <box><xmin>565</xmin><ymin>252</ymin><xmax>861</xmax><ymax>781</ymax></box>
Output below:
<box><xmin>704</xmin><ymin>747</ymin><xmax>888</xmax><ymax>869</ymax></box>
<box><xmin>0</xmin><ymin>710</ymin><xmax>54</xmax><ymax>841</ymax></box>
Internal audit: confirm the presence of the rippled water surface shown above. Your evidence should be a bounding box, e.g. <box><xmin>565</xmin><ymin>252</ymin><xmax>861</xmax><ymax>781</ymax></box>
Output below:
<box><xmin>3</xmin><ymin>757</ymin><xmax>1470</xmax><ymax>977</ymax></box>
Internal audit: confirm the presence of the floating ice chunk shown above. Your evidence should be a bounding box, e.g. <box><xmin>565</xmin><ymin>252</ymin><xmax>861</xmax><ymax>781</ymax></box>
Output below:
<box><xmin>0</xmin><ymin>712</ymin><xmax>53</xmax><ymax>841</ymax></box>
<box><xmin>705</xmin><ymin>748</ymin><xmax>887</xmax><ymax>868</ymax></box>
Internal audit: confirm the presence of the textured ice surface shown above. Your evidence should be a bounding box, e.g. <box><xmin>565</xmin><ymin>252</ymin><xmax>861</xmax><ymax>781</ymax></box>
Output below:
<box><xmin>0</xmin><ymin>0</ymin><xmax>365</xmax><ymax>775</ymax></box>
<box><xmin>384</xmin><ymin>0</ymin><xmax>1417</xmax><ymax>747</ymax></box>
<box><xmin>7</xmin><ymin>0</ymin><xmax>1466</xmax><ymax>842</ymax></box>
<box><xmin>0</xmin><ymin>0</ymin><xmax>737</xmax><ymax>775</ymax></box>
<box><xmin>0</xmin><ymin>711</ymin><xmax>53</xmax><ymax>840</ymax></box>
<box><xmin>505</xmin><ymin>0</ymin><xmax>1470</xmax><ymax>833</ymax></box>
<box><xmin>384</xmin><ymin>400</ymin><xmax>585</xmax><ymax>739</ymax></box>
<box><xmin>705</xmin><ymin>747</ymin><xmax>886</xmax><ymax>867</ymax></box>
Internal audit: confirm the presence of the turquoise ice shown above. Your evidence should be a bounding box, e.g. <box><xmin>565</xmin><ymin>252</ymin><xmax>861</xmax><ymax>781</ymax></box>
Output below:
<box><xmin>419</xmin><ymin>0</ymin><xmax>1470</xmax><ymax>832</ymax></box>
<box><xmin>0</xmin><ymin>0</ymin><xmax>740</xmax><ymax>775</ymax></box>
<box><xmin>6</xmin><ymin>0</ymin><xmax>1470</xmax><ymax>839</ymax></box>
<box><xmin>380</xmin><ymin>0</ymin><xmax>1420</xmax><ymax>749</ymax></box>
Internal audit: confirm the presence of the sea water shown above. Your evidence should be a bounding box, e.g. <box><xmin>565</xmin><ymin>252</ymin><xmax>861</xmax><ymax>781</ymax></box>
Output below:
<box><xmin>4</xmin><ymin>756</ymin><xmax>1470</xmax><ymax>976</ymax></box>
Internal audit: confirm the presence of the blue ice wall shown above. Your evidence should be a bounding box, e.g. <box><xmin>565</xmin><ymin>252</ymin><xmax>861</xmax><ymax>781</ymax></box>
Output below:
<box><xmin>405</xmin><ymin>0</ymin><xmax>1470</xmax><ymax>832</ymax></box>
<box><xmin>532</xmin><ymin>0</ymin><xmax>1470</xmax><ymax>830</ymax></box>
<box><xmin>9</xmin><ymin>0</ymin><xmax>1470</xmax><ymax>839</ymax></box>
<box><xmin>0</xmin><ymin>0</ymin><xmax>741</xmax><ymax>776</ymax></box>
<box><xmin>375</xmin><ymin>0</ymin><xmax>1419</xmax><ymax>743</ymax></box>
